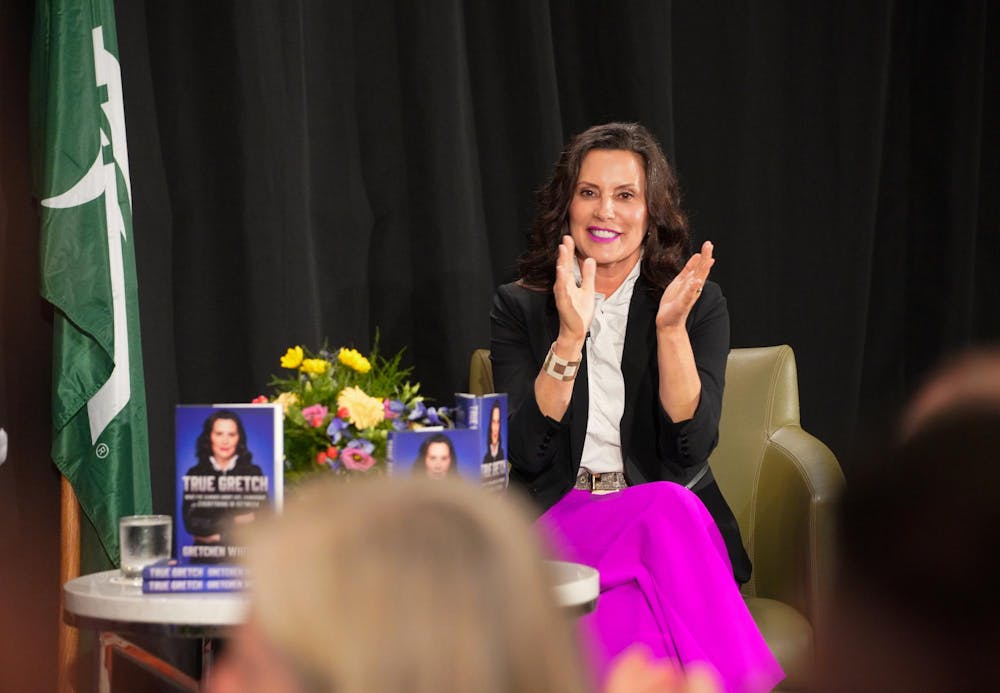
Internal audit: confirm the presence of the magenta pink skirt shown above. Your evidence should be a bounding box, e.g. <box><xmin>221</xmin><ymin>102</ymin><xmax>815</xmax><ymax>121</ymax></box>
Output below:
<box><xmin>539</xmin><ymin>482</ymin><xmax>784</xmax><ymax>692</ymax></box>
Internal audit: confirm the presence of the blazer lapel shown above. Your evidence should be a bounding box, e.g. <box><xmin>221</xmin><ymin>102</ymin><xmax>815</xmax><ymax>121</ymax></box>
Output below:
<box><xmin>620</xmin><ymin>280</ymin><xmax>658</xmax><ymax>446</ymax></box>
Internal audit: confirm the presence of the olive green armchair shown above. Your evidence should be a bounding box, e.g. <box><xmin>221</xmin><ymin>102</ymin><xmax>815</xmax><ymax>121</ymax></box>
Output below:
<box><xmin>468</xmin><ymin>345</ymin><xmax>845</xmax><ymax>690</ymax></box>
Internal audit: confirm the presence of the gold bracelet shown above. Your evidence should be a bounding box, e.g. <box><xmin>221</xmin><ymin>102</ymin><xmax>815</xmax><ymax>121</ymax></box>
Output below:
<box><xmin>542</xmin><ymin>344</ymin><xmax>581</xmax><ymax>381</ymax></box>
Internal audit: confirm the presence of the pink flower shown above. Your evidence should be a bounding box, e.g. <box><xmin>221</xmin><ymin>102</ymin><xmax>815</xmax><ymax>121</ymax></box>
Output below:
<box><xmin>251</xmin><ymin>395</ymin><xmax>269</xmax><ymax>404</ymax></box>
<box><xmin>340</xmin><ymin>447</ymin><xmax>376</xmax><ymax>471</ymax></box>
<box><xmin>301</xmin><ymin>403</ymin><xmax>329</xmax><ymax>428</ymax></box>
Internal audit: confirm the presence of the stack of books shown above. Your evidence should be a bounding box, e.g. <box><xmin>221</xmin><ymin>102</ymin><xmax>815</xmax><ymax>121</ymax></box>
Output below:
<box><xmin>141</xmin><ymin>561</ymin><xmax>248</xmax><ymax>594</ymax></box>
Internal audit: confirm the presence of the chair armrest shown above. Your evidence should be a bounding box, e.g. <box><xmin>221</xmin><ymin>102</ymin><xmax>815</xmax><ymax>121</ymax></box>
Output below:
<box><xmin>751</xmin><ymin>425</ymin><xmax>845</xmax><ymax>626</ymax></box>
<box><xmin>469</xmin><ymin>349</ymin><xmax>494</xmax><ymax>396</ymax></box>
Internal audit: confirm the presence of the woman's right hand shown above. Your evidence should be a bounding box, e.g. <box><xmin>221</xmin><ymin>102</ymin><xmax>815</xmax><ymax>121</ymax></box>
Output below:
<box><xmin>553</xmin><ymin>235</ymin><xmax>596</xmax><ymax>350</ymax></box>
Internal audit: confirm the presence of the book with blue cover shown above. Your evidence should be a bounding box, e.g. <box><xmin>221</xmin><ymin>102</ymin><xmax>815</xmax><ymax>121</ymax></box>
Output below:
<box><xmin>141</xmin><ymin>559</ymin><xmax>247</xmax><ymax>593</ymax></box>
<box><xmin>142</xmin><ymin>561</ymin><xmax>246</xmax><ymax>581</ymax></box>
<box><xmin>388</xmin><ymin>393</ymin><xmax>508</xmax><ymax>490</ymax></box>
<box><xmin>175</xmin><ymin>404</ymin><xmax>283</xmax><ymax>565</ymax></box>
<box><xmin>453</xmin><ymin>393</ymin><xmax>509</xmax><ymax>490</ymax></box>
<box><xmin>386</xmin><ymin>428</ymin><xmax>482</xmax><ymax>482</ymax></box>
<box><xmin>142</xmin><ymin>578</ymin><xmax>248</xmax><ymax>594</ymax></box>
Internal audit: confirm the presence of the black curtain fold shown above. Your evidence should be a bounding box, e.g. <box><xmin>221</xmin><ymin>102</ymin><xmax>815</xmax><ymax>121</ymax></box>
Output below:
<box><xmin>111</xmin><ymin>0</ymin><xmax>997</xmax><ymax>513</ymax></box>
<box><xmin>672</xmin><ymin>1</ymin><xmax>901</xmax><ymax>449</ymax></box>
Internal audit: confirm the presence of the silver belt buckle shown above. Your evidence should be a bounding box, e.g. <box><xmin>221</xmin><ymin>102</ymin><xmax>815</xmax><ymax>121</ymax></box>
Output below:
<box><xmin>591</xmin><ymin>472</ymin><xmax>621</xmax><ymax>495</ymax></box>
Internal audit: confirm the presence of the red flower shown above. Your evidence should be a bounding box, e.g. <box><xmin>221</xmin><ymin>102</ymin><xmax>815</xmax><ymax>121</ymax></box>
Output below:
<box><xmin>252</xmin><ymin>395</ymin><xmax>269</xmax><ymax>404</ymax></box>
<box><xmin>317</xmin><ymin>446</ymin><xmax>340</xmax><ymax>465</ymax></box>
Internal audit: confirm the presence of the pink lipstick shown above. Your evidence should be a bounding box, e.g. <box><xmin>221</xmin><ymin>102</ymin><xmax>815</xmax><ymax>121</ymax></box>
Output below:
<box><xmin>587</xmin><ymin>226</ymin><xmax>621</xmax><ymax>243</ymax></box>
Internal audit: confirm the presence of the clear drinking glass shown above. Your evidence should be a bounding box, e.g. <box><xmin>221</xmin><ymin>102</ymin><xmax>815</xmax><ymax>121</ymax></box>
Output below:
<box><xmin>118</xmin><ymin>514</ymin><xmax>172</xmax><ymax>583</ymax></box>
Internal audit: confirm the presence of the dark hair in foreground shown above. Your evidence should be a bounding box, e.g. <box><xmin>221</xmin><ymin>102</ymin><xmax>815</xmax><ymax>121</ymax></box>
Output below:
<box><xmin>900</xmin><ymin>343</ymin><xmax>1000</xmax><ymax>437</ymax></box>
<box><xmin>196</xmin><ymin>410</ymin><xmax>252</xmax><ymax>466</ymax></box>
<box><xmin>413</xmin><ymin>433</ymin><xmax>459</xmax><ymax>475</ymax></box>
<box><xmin>834</xmin><ymin>407</ymin><xmax>1000</xmax><ymax>688</ymax></box>
<box><xmin>518</xmin><ymin>122</ymin><xmax>690</xmax><ymax>292</ymax></box>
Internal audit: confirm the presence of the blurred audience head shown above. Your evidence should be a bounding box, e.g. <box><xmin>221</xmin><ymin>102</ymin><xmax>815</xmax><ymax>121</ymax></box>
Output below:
<box><xmin>900</xmin><ymin>344</ymin><xmax>1000</xmax><ymax>437</ymax></box>
<box><xmin>819</xmin><ymin>404</ymin><xmax>1000</xmax><ymax>691</ymax></box>
<box><xmin>209</xmin><ymin>476</ymin><xmax>588</xmax><ymax>693</ymax></box>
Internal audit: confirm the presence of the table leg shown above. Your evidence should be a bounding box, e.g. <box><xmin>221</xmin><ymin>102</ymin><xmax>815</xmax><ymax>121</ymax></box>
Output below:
<box><xmin>98</xmin><ymin>631</ymin><xmax>111</xmax><ymax>693</ymax></box>
<box><xmin>96</xmin><ymin>631</ymin><xmax>199</xmax><ymax>692</ymax></box>
<box><xmin>201</xmin><ymin>636</ymin><xmax>215</xmax><ymax>685</ymax></box>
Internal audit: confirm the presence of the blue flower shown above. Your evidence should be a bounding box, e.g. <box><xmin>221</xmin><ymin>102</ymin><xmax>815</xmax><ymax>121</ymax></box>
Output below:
<box><xmin>346</xmin><ymin>438</ymin><xmax>375</xmax><ymax>455</ymax></box>
<box><xmin>408</xmin><ymin>401</ymin><xmax>427</xmax><ymax>421</ymax></box>
<box><xmin>327</xmin><ymin>417</ymin><xmax>349</xmax><ymax>444</ymax></box>
<box><xmin>427</xmin><ymin>406</ymin><xmax>451</xmax><ymax>426</ymax></box>
<box><xmin>384</xmin><ymin>399</ymin><xmax>406</xmax><ymax>419</ymax></box>
<box><xmin>392</xmin><ymin>419</ymin><xmax>409</xmax><ymax>431</ymax></box>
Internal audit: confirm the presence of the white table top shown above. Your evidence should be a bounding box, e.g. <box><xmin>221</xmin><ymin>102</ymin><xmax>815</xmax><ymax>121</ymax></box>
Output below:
<box><xmin>63</xmin><ymin>570</ymin><xmax>248</xmax><ymax>636</ymax></box>
<box><xmin>548</xmin><ymin>560</ymin><xmax>600</xmax><ymax>611</ymax></box>
<box><xmin>64</xmin><ymin>561</ymin><xmax>599</xmax><ymax>635</ymax></box>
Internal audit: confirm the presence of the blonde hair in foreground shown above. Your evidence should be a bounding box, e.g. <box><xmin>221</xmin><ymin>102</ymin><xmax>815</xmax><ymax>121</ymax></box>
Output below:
<box><xmin>247</xmin><ymin>476</ymin><xmax>589</xmax><ymax>693</ymax></box>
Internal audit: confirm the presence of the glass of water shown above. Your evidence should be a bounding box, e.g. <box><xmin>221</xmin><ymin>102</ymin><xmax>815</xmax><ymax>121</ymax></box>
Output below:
<box><xmin>118</xmin><ymin>515</ymin><xmax>172</xmax><ymax>583</ymax></box>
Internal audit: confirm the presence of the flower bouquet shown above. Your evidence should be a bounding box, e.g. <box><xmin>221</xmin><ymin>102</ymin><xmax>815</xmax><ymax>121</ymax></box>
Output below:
<box><xmin>255</xmin><ymin>342</ymin><xmax>450</xmax><ymax>484</ymax></box>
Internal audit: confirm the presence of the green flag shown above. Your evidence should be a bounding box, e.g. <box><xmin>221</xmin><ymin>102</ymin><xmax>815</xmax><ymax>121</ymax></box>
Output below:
<box><xmin>31</xmin><ymin>0</ymin><xmax>152</xmax><ymax>565</ymax></box>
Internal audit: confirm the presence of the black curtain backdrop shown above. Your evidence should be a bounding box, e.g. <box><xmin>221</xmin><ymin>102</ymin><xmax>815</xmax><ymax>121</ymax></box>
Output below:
<box><xmin>109</xmin><ymin>1</ymin><xmax>998</xmax><ymax>514</ymax></box>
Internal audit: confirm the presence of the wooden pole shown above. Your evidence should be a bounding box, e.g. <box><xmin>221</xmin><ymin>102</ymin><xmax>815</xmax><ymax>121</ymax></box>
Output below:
<box><xmin>58</xmin><ymin>476</ymin><xmax>81</xmax><ymax>693</ymax></box>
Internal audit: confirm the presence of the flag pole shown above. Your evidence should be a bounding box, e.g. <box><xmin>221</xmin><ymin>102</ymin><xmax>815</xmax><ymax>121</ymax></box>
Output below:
<box><xmin>58</xmin><ymin>477</ymin><xmax>81</xmax><ymax>693</ymax></box>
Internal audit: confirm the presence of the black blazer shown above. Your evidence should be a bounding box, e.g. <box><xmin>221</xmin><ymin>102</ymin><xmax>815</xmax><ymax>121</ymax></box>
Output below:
<box><xmin>490</xmin><ymin>277</ymin><xmax>751</xmax><ymax>583</ymax></box>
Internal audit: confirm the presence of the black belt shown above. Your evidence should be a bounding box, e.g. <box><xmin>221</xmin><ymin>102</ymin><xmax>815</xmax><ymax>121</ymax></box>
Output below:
<box><xmin>574</xmin><ymin>469</ymin><xmax>627</xmax><ymax>493</ymax></box>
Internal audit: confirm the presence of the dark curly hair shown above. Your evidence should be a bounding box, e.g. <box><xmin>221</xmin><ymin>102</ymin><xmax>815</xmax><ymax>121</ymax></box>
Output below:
<box><xmin>488</xmin><ymin>400</ymin><xmax>502</xmax><ymax>445</ymax></box>
<box><xmin>518</xmin><ymin>122</ymin><xmax>690</xmax><ymax>292</ymax></box>
<box><xmin>196</xmin><ymin>410</ymin><xmax>253</xmax><ymax>466</ymax></box>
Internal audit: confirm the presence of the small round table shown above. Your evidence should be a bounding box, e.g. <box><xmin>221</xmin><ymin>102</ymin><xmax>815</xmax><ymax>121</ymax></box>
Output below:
<box><xmin>549</xmin><ymin>560</ymin><xmax>600</xmax><ymax>615</ymax></box>
<box><xmin>64</xmin><ymin>561</ymin><xmax>599</xmax><ymax>635</ymax></box>
<box><xmin>63</xmin><ymin>570</ymin><xmax>247</xmax><ymax>638</ymax></box>
<box><xmin>64</xmin><ymin>570</ymin><xmax>247</xmax><ymax>691</ymax></box>
<box><xmin>64</xmin><ymin>562</ymin><xmax>599</xmax><ymax>691</ymax></box>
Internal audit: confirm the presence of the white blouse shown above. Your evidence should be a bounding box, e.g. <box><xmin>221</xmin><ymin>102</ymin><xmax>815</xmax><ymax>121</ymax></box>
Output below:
<box><xmin>575</xmin><ymin>257</ymin><xmax>642</xmax><ymax>474</ymax></box>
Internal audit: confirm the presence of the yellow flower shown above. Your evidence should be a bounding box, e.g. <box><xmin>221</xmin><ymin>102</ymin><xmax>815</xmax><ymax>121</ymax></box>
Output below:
<box><xmin>337</xmin><ymin>386</ymin><xmax>385</xmax><ymax>430</ymax></box>
<box><xmin>338</xmin><ymin>347</ymin><xmax>372</xmax><ymax>374</ymax></box>
<box><xmin>300</xmin><ymin>358</ymin><xmax>329</xmax><ymax>375</ymax></box>
<box><xmin>280</xmin><ymin>346</ymin><xmax>304</xmax><ymax>369</ymax></box>
<box><xmin>275</xmin><ymin>391</ymin><xmax>299</xmax><ymax>413</ymax></box>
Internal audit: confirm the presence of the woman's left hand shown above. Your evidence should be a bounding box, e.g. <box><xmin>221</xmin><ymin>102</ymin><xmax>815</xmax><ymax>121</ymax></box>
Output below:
<box><xmin>656</xmin><ymin>241</ymin><xmax>715</xmax><ymax>330</ymax></box>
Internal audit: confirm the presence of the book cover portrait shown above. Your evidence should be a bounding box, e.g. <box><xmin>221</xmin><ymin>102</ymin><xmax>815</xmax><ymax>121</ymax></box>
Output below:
<box><xmin>174</xmin><ymin>404</ymin><xmax>282</xmax><ymax>564</ymax></box>
<box><xmin>388</xmin><ymin>429</ymin><xmax>481</xmax><ymax>482</ymax></box>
